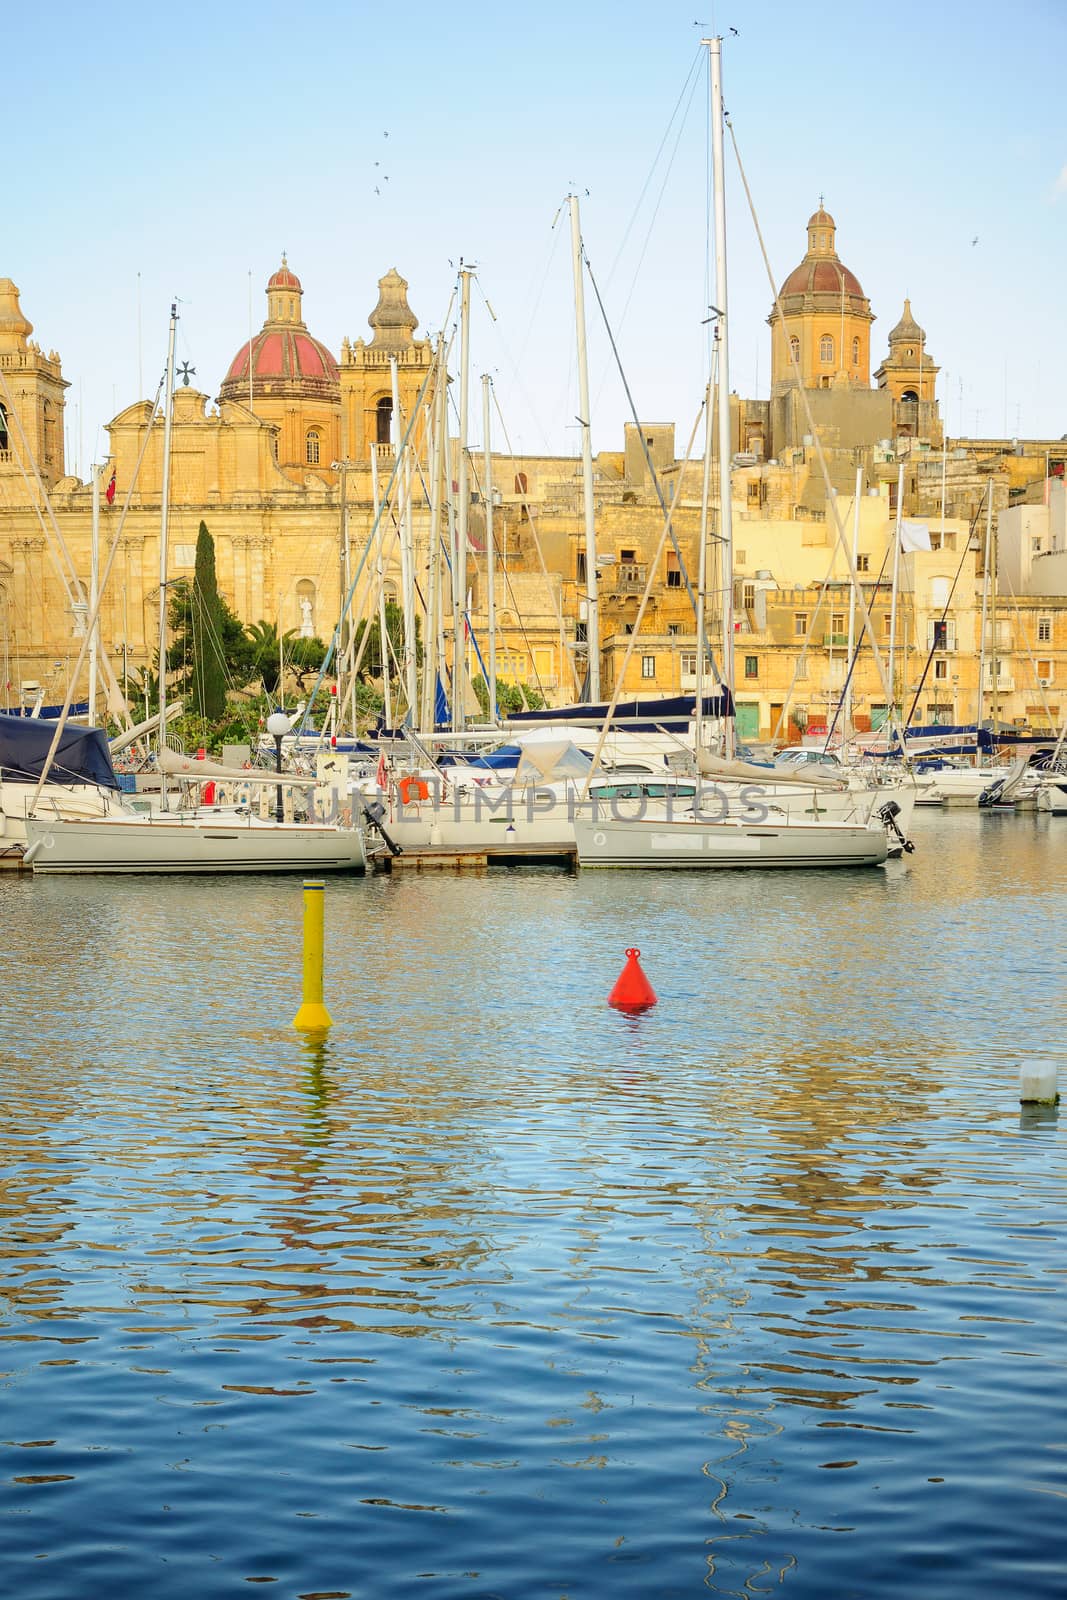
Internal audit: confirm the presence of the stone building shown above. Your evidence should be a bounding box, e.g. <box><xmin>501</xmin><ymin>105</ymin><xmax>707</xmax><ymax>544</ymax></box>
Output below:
<box><xmin>0</xmin><ymin>203</ymin><xmax>1064</xmax><ymax>740</ymax></box>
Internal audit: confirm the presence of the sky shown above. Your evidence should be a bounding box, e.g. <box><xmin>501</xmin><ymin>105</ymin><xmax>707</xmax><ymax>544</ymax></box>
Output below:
<box><xmin>5</xmin><ymin>0</ymin><xmax>1066</xmax><ymax>476</ymax></box>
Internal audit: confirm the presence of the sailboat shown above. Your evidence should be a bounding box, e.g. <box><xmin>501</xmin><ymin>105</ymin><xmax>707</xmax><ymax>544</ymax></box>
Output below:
<box><xmin>23</xmin><ymin>305</ymin><xmax>366</xmax><ymax>875</ymax></box>
<box><xmin>571</xmin><ymin>37</ymin><xmax>896</xmax><ymax>872</ymax></box>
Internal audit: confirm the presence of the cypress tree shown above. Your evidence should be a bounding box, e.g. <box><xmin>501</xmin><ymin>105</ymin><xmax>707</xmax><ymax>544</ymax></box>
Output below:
<box><xmin>191</xmin><ymin>520</ymin><xmax>227</xmax><ymax>719</ymax></box>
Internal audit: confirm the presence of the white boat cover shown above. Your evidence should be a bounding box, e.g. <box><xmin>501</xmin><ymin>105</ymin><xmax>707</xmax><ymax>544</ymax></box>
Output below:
<box><xmin>695</xmin><ymin>750</ymin><xmax>847</xmax><ymax>791</ymax></box>
<box><xmin>156</xmin><ymin>747</ymin><xmax>316</xmax><ymax>789</ymax></box>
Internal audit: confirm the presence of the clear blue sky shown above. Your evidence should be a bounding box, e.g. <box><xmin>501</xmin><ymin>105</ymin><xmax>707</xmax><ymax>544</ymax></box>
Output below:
<box><xmin>6</xmin><ymin>0</ymin><xmax>1066</xmax><ymax>473</ymax></box>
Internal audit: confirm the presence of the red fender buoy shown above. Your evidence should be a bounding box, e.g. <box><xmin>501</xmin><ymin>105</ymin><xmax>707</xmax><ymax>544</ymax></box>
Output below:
<box><xmin>608</xmin><ymin>947</ymin><xmax>657</xmax><ymax>1013</ymax></box>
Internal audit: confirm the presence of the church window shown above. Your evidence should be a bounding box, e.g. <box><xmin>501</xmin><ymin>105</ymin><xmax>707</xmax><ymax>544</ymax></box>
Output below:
<box><xmin>305</xmin><ymin>430</ymin><xmax>321</xmax><ymax>465</ymax></box>
<box><xmin>376</xmin><ymin>396</ymin><xmax>393</xmax><ymax>446</ymax></box>
<box><xmin>0</xmin><ymin>401</ymin><xmax>8</xmax><ymax>451</ymax></box>
<box><xmin>852</xmin><ymin>337</ymin><xmax>860</xmax><ymax>366</ymax></box>
<box><xmin>789</xmin><ymin>335</ymin><xmax>800</xmax><ymax>366</ymax></box>
<box><xmin>289</xmin><ymin>299</ymin><xmax>295</xmax><ymax>317</ymax></box>
<box><xmin>819</xmin><ymin>334</ymin><xmax>834</xmax><ymax>363</ymax></box>
<box><xmin>819</xmin><ymin>232</ymin><xmax>826</xmax><ymax>248</ymax></box>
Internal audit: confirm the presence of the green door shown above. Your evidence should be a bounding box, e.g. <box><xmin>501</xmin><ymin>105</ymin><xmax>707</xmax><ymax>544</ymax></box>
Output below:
<box><xmin>734</xmin><ymin>702</ymin><xmax>760</xmax><ymax>741</ymax></box>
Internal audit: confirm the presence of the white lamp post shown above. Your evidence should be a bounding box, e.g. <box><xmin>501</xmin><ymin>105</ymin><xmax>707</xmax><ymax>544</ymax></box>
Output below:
<box><xmin>266</xmin><ymin>709</ymin><xmax>291</xmax><ymax>823</ymax></box>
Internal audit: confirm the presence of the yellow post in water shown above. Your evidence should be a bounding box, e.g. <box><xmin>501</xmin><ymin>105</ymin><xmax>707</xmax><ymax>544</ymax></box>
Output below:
<box><xmin>293</xmin><ymin>879</ymin><xmax>333</xmax><ymax>1032</ymax></box>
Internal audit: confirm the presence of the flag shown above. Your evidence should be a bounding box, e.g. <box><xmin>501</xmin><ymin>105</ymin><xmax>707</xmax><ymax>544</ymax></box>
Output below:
<box><xmin>376</xmin><ymin>752</ymin><xmax>388</xmax><ymax>791</ymax></box>
<box><xmin>105</xmin><ymin>469</ymin><xmax>116</xmax><ymax>505</ymax></box>
<box><xmin>900</xmin><ymin>519</ymin><xmax>931</xmax><ymax>552</ymax></box>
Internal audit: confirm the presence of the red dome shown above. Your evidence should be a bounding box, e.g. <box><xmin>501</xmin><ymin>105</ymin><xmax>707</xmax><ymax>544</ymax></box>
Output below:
<box><xmin>268</xmin><ymin>262</ymin><xmax>302</xmax><ymax>292</ymax></box>
<box><xmin>219</xmin><ymin>328</ymin><xmax>339</xmax><ymax>406</ymax></box>
<box><xmin>779</xmin><ymin>258</ymin><xmax>865</xmax><ymax>299</ymax></box>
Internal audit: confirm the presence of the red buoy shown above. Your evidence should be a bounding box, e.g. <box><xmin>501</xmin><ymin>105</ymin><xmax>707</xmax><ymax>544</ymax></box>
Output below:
<box><xmin>608</xmin><ymin>947</ymin><xmax>657</xmax><ymax>1012</ymax></box>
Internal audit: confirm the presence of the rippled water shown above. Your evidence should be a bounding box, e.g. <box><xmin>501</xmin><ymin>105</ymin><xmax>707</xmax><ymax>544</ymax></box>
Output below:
<box><xmin>1</xmin><ymin>811</ymin><xmax>1065</xmax><ymax>1598</ymax></box>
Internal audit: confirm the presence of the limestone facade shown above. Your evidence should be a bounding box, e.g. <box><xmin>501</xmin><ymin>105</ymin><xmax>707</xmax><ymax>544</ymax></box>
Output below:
<box><xmin>1</xmin><ymin>209</ymin><xmax>1065</xmax><ymax>740</ymax></box>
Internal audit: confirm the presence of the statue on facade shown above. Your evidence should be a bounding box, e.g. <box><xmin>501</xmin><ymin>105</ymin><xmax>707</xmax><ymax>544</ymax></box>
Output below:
<box><xmin>299</xmin><ymin>595</ymin><xmax>314</xmax><ymax>637</ymax></box>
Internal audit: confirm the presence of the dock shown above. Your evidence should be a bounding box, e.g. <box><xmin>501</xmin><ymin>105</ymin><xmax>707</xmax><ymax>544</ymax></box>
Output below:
<box><xmin>379</xmin><ymin>843</ymin><xmax>577</xmax><ymax>873</ymax></box>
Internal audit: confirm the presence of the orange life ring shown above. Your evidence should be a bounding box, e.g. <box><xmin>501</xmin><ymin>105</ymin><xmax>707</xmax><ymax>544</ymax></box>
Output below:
<box><xmin>398</xmin><ymin>776</ymin><xmax>430</xmax><ymax>804</ymax></box>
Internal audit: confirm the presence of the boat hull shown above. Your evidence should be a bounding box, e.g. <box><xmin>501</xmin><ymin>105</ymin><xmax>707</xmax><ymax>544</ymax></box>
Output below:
<box><xmin>573</xmin><ymin>815</ymin><xmax>888</xmax><ymax>869</ymax></box>
<box><xmin>23</xmin><ymin>813</ymin><xmax>366</xmax><ymax>874</ymax></box>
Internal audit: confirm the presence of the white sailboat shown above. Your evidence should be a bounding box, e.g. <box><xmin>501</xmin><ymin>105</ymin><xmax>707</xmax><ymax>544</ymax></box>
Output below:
<box><xmin>569</xmin><ymin>37</ymin><xmax>899</xmax><ymax>872</ymax></box>
<box><xmin>22</xmin><ymin>305</ymin><xmax>367</xmax><ymax>875</ymax></box>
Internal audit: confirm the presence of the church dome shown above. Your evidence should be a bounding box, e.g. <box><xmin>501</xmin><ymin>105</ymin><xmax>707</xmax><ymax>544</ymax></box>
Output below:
<box><xmin>219</xmin><ymin>257</ymin><xmax>339</xmax><ymax>404</ymax></box>
<box><xmin>222</xmin><ymin>327</ymin><xmax>338</xmax><ymax>391</ymax></box>
<box><xmin>776</xmin><ymin>201</ymin><xmax>868</xmax><ymax>305</ymax></box>
<box><xmin>779</xmin><ymin>257</ymin><xmax>866</xmax><ymax>299</ymax></box>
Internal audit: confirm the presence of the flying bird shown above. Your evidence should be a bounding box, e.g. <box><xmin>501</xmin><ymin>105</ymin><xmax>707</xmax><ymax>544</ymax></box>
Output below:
<box><xmin>971</xmin><ymin>236</ymin><xmax>979</xmax><ymax>246</ymax></box>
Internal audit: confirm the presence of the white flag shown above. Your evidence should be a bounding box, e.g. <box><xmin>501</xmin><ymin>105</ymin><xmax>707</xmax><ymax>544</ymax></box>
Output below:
<box><xmin>900</xmin><ymin>519</ymin><xmax>932</xmax><ymax>552</ymax></box>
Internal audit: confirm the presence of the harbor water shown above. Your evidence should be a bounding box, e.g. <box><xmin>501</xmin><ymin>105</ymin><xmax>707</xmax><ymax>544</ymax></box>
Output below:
<box><xmin>1</xmin><ymin>811</ymin><xmax>1065</xmax><ymax>1598</ymax></box>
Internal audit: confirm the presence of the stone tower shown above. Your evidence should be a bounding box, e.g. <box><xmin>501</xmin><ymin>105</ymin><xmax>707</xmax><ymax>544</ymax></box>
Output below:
<box><xmin>0</xmin><ymin>279</ymin><xmax>69</xmax><ymax>500</ymax></box>
<box><xmin>875</xmin><ymin>299</ymin><xmax>941</xmax><ymax>441</ymax></box>
<box><xmin>340</xmin><ymin>268</ymin><xmax>433</xmax><ymax>464</ymax></box>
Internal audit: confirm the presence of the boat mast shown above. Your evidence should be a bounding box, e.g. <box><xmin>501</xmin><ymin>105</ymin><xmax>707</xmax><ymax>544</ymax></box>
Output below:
<box><xmin>391</xmin><ymin>356</ymin><xmax>418</xmax><ymax>721</ymax></box>
<box><xmin>708</xmin><ymin>36</ymin><xmax>735</xmax><ymax>757</ymax></box>
<box><xmin>843</xmin><ymin>466</ymin><xmax>863</xmax><ymax>742</ymax></box>
<box><xmin>978</xmin><ymin>486</ymin><xmax>993</xmax><ymax>729</ymax></box>
<box><xmin>568</xmin><ymin>194</ymin><xmax>600</xmax><ymax>703</ymax></box>
<box><xmin>369</xmin><ymin>439</ymin><xmax>392</xmax><ymax>730</ymax></box>
<box><xmin>157</xmin><ymin>303</ymin><xmax>178</xmax><ymax>811</ymax></box>
<box><xmin>420</xmin><ymin>336</ymin><xmax>447</xmax><ymax>733</ymax></box>
<box><xmin>482</xmin><ymin>372</ymin><xmax>498</xmax><ymax>723</ymax></box>
<box><xmin>88</xmin><ymin>462</ymin><xmax>101</xmax><ymax>724</ymax></box>
<box><xmin>887</xmin><ymin>462</ymin><xmax>904</xmax><ymax>721</ymax></box>
<box><xmin>695</xmin><ymin>363</ymin><xmax>715</xmax><ymax>757</ymax></box>
<box><xmin>453</xmin><ymin>266</ymin><xmax>474</xmax><ymax>732</ymax></box>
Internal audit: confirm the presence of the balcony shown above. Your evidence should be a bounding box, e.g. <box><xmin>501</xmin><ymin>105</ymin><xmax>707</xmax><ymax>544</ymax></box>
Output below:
<box><xmin>607</xmin><ymin>563</ymin><xmax>646</xmax><ymax>594</ymax></box>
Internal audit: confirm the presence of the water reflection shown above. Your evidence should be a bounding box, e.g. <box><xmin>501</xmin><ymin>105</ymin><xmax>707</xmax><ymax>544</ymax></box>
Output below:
<box><xmin>0</xmin><ymin>818</ymin><xmax>1064</xmax><ymax>1598</ymax></box>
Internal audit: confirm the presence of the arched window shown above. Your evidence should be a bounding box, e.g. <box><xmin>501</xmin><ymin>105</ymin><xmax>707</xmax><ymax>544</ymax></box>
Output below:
<box><xmin>789</xmin><ymin>335</ymin><xmax>800</xmax><ymax>366</ymax></box>
<box><xmin>514</xmin><ymin>471</ymin><xmax>528</xmax><ymax>495</ymax></box>
<box><xmin>382</xmin><ymin>580</ymin><xmax>398</xmax><ymax>607</ymax></box>
<box><xmin>375</xmin><ymin>396</ymin><xmax>393</xmax><ymax>446</ymax></box>
<box><xmin>851</xmin><ymin>337</ymin><xmax>860</xmax><ymax>366</ymax></box>
<box><xmin>0</xmin><ymin>401</ymin><xmax>8</xmax><ymax>452</ymax></box>
<box><xmin>305</xmin><ymin>430</ymin><xmax>321</xmax><ymax>465</ymax></box>
<box><xmin>819</xmin><ymin>334</ymin><xmax>834</xmax><ymax>363</ymax></box>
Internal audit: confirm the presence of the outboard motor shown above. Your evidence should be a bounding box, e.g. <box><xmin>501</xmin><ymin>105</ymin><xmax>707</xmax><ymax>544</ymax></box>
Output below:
<box><xmin>877</xmin><ymin>798</ymin><xmax>915</xmax><ymax>855</ymax></box>
<box><xmin>978</xmin><ymin>779</ymin><xmax>1006</xmax><ymax>808</ymax></box>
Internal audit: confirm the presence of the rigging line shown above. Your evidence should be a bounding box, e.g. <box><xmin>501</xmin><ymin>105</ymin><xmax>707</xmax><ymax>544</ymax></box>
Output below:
<box><xmin>591</xmin><ymin>60</ymin><xmax>704</xmax><ymax>417</ymax></box>
<box><xmin>603</xmin><ymin>47</ymin><xmax>704</xmax><ymax>293</ymax></box>
<box><xmin>905</xmin><ymin>485</ymin><xmax>990</xmax><ymax>727</ymax></box>
<box><xmin>464</xmin><ymin>446</ymin><xmax>553</xmax><ymax>705</ymax></box>
<box><xmin>476</xmin><ymin>235</ymin><xmax>565</xmax><ymax>459</ymax></box>
<box><xmin>490</xmin><ymin>385</ymin><xmax>583</xmax><ymax>699</ymax></box>
<box><xmin>991</xmin><ymin>562</ymin><xmax>1055</xmax><ymax>732</ymax></box>
<box><xmin>292</xmin><ymin>353</ymin><xmax>439</xmax><ymax>739</ymax></box>
<box><xmin>582</xmin><ymin>249</ymin><xmax>722</xmax><ymax>686</ymax></box>
<box><xmin>822</xmin><ymin>540</ymin><xmax>896</xmax><ymax>749</ymax></box>
<box><xmin>27</xmin><ymin>376</ymin><xmax>167</xmax><ymax>810</ymax></box>
<box><xmin>578</xmin><ymin>395</ymin><xmax>709</xmax><ymax>799</ymax></box>
<box><xmin>726</xmin><ymin>112</ymin><xmax>897</xmax><ymax>728</ymax></box>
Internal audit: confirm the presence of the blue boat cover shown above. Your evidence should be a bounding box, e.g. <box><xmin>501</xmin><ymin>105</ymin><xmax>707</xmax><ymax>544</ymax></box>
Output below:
<box><xmin>508</xmin><ymin>691</ymin><xmax>731</xmax><ymax>729</ymax></box>
<box><xmin>0</xmin><ymin>712</ymin><xmax>120</xmax><ymax>788</ymax></box>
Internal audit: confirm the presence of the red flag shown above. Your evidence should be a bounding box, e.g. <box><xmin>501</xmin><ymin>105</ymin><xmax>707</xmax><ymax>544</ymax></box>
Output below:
<box><xmin>105</xmin><ymin>469</ymin><xmax>116</xmax><ymax>505</ymax></box>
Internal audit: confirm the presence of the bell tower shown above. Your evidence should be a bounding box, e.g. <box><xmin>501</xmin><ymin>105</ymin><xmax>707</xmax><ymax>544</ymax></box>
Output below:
<box><xmin>0</xmin><ymin>279</ymin><xmax>69</xmax><ymax>499</ymax></box>
<box><xmin>340</xmin><ymin>268</ymin><xmax>433</xmax><ymax>464</ymax></box>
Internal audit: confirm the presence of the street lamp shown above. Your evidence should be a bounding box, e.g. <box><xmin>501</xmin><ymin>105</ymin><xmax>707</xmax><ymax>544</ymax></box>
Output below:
<box><xmin>266</xmin><ymin>709</ymin><xmax>291</xmax><ymax>823</ymax></box>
